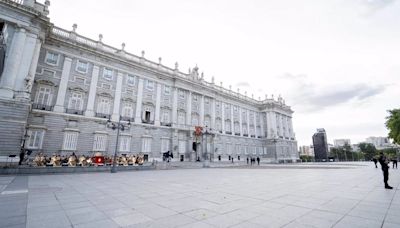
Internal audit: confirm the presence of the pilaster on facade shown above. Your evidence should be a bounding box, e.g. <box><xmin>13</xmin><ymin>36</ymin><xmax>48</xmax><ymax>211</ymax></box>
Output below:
<box><xmin>154</xmin><ymin>83</ymin><xmax>162</xmax><ymax>126</ymax></box>
<box><xmin>246</xmin><ymin>109</ymin><xmax>250</xmax><ymax>138</ymax></box>
<box><xmin>0</xmin><ymin>27</ymin><xmax>27</xmax><ymax>99</ymax></box>
<box><xmin>54</xmin><ymin>57</ymin><xmax>72</xmax><ymax>113</ymax></box>
<box><xmin>172</xmin><ymin>88</ymin><xmax>178</xmax><ymax>126</ymax></box>
<box><xmin>230</xmin><ymin>104</ymin><xmax>234</xmax><ymax>136</ymax></box>
<box><xmin>221</xmin><ymin>102</ymin><xmax>225</xmax><ymax>133</ymax></box>
<box><xmin>260</xmin><ymin>113</ymin><xmax>265</xmax><ymax>138</ymax></box>
<box><xmin>199</xmin><ymin>95</ymin><xmax>204</xmax><ymax>126</ymax></box>
<box><xmin>211</xmin><ymin>98</ymin><xmax>216</xmax><ymax>129</ymax></box>
<box><xmin>134</xmin><ymin>78</ymin><xmax>144</xmax><ymax>124</ymax></box>
<box><xmin>85</xmin><ymin>65</ymin><xmax>100</xmax><ymax>117</ymax></box>
<box><xmin>186</xmin><ymin>91</ymin><xmax>192</xmax><ymax>126</ymax></box>
<box><xmin>253</xmin><ymin>111</ymin><xmax>257</xmax><ymax>138</ymax></box>
<box><xmin>111</xmin><ymin>72</ymin><xmax>123</xmax><ymax>121</ymax></box>
<box><xmin>239</xmin><ymin>107</ymin><xmax>243</xmax><ymax>136</ymax></box>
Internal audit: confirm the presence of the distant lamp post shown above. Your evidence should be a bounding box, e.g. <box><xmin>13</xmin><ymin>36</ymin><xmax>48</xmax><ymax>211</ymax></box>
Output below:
<box><xmin>107</xmin><ymin>116</ymin><xmax>131</xmax><ymax>173</ymax></box>
<box><xmin>202</xmin><ymin>126</ymin><xmax>215</xmax><ymax>168</ymax></box>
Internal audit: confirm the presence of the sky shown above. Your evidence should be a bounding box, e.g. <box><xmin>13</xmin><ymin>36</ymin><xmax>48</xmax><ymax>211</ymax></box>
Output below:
<box><xmin>47</xmin><ymin>0</ymin><xmax>400</xmax><ymax>146</ymax></box>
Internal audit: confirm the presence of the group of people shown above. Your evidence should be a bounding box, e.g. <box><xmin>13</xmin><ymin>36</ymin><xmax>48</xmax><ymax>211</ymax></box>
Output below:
<box><xmin>373</xmin><ymin>153</ymin><xmax>397</xmax><ymax>189</ymax></box>
<box><xmin>20</xmin><ymin>151</ymin><xmax>145</xmax><ymax>167</ymax></box>
<box><xmin>247</xmin><ymin>157</ymin><xmax>260</xmax><ymax>165</ymax></box>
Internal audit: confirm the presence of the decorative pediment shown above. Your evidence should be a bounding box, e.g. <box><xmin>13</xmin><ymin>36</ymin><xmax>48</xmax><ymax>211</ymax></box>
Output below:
<box><xmin>121</xmin><ymin>97</ymin><xmax>135</xmax><ymax>103</ymax></box>
<box><xmin>143</xmin><ymin>101</ymin><xmax>154</xmax><ymax>107</ymax></box>
<box><xmin>68</xmin><ymin>86</ymin><xmax>87</xmax><ymax>93</ymax></box>
<box><xmin>97</xmin><ymin>92</ymin><xmax>113</xmax><ymax>98</ymax></box>
<box><xmin>35</xmin><ymin>79</ymin><xmax>55</xmax><ymax>86</ymax></box>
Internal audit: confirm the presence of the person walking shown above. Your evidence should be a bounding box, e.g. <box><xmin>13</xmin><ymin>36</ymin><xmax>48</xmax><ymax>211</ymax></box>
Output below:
<box><xmin>392</xmin><ymin>158</ymin><xmax>398</xmax><ymax>169</ymax></box>
<box><xmin>18</xmin><ymin>149</ymin><xmax>25</xmax><ymax>165</ymax></box>
<box><xmin>247</xmin><ymin>157</ymin><xmax>249</xmax><ymax>165</ymax></box>
<box><xmin>257</xmin><ymin>157</ymin><xmax>260</xmax><ymax>165</ymax></box>
<box><xmin>372</xmin><ymin>158</ymin><xmax>378</xmax><ymax>168</ymax></box>
<box><xmin>378</xmin><ymin>152</ymin><xmax>393</xmax><ymax>189</ymax></box>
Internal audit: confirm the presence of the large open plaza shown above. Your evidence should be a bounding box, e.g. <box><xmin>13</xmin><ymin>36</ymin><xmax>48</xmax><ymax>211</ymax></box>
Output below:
<box><xmin>1</xmin><ymin>162</ymin><xmax>399</xmax><ymax>228</ymax></box>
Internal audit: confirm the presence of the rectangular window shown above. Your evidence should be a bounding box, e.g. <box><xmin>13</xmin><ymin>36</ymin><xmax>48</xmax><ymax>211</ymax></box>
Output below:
<box><xmin>35</xmin><ymin>86</ymin><xmax>52</xmax><ymax>105</ymax></box>
<box><xmin>26</xmin><ymin>129</ymin><xmax>44</xmax><ymax>149</ymax></box>
<box><xmin>93</xmin><ymin>134</ymin><xmax>107</xmax><ymax>151</ymax></box>
<box><xmin>122</xmin><ymin>103</ymin><xmax>133</xmax><ymax>117</ymax></box>
<box><xmin>45</xmin><ymin>52</ymin><xmax>59</xmax><ymax>66</ymax></box>
<box><xmin>62</xmin><ymin>131</ymin><xmax>78</xmax><ymax>150</ymax></box>
<box><xmin>162</xmin><ymin>111</ymin><xmax>170</xmax><ymax>123</ymax></box>
<box><xmin>127</xmin><ymin>75</ymin><xmax>135</xmax><ymax>86</ymax></box>
<box><xmin>142</xmin><ymin>138</ymin><xmax>152</xmax><ymax>153</ymax></box>
<box><xmin>178</xmin><ymin>90</ymin><xmax>185</xmax><ymax>99</ymax></box>
<box><xmin>76</xmin><ymin>60</ymin><xmax>88</xmax><ymax>74</ymax></box>
<box><xmin>146</xmin><ymin>80</ymin><xmax>154</xmax><ymax>91</ymax></box>
<box><xmin>164</xmin><ymin>86</ymin><xmax>171</xmax><ymax>95</ymax></box>
<box><xmin>103</xmin><ymin>68</ymin><xmax>113</xmax><ymax>80</ymax></box>
<box><xmin>68</xmin><ymin>92</ymin><xmax>83</xmax><ymax>110</ymax></box>
<box><xmin>97</xmin><ymin>97</ymin><xmax>110</xmax><ymax>114</ymax></box>
<box><xmin>119</xmin><ymin>136</ymin><xmax>131</xmax><ymax>152</ymax></box>
<box><xmin>161</xmin><ymin>139</ymin><xmax>170</xmax><ymax>152</ymax></box>
<box><xmin>178</xmin><ymin>112</ymin><xmax>185</xmax><ymax>125</ymax></box>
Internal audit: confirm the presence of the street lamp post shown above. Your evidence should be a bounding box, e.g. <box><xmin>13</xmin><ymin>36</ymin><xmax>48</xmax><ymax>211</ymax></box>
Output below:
<box><xmin>107</xmin><ymin>116</ymin><xmax>131</xmax><ymax>173</ymax></box>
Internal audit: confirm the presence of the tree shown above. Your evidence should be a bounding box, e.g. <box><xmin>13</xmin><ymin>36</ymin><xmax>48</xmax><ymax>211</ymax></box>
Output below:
<box><xmin>386</xmin><ymin>109</ymin><xmax>400</xmax><ymax>144</ymax></box>
<box><xmin>359</xmin><ymin>143</ymin><xmax>377</xmax><ymax>161</ymax></box>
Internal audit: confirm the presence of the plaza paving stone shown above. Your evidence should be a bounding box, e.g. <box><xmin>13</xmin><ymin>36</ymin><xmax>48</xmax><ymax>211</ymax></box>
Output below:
<box><xmin>0</xmin><ymin>162</ymin><xmax>399</xmax><ymax>228</ymax></box>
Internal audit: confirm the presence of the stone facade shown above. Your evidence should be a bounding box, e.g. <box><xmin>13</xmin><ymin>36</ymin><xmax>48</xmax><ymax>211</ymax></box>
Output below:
<box><xmin>0</xmin><ymin>0</ymin><xmax>298</xmax><ymax>163</ymax></box>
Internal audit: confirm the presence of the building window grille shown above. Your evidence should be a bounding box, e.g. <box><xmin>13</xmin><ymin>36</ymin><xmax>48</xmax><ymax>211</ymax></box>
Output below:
<box><xmin>119</xmin><ymin>136</ymin><xmax>131</xmax><ymax>152</ymax></box>
<box><xmin>142</xmin><ymin>138</ymin><xmax>152</xmax><ymax>153</ymax></box>
<box><xmin>103</xmin><ymin>68</ymin><xmax>113</xmax><ymax>80</ymax></box>
<box><xmin>26</xmin><ymin>129</ymin><xmax>44</xmax><ymax>149</ymax></box>
<box><xmin>122</xmin><ymin>103</ymin><xmax>133</xmax><ymax>118</ymax></box>
<box><xmin>127</xmin><ymin>75</ymin><xmax>135</xmax><ymax>86</ymax></box>
<box><xmin>35</xmin><ymin>86</ymin><xmax>52</xmax><ymax>106</ymax></box>
<box><xmin>178</xmin><ymin>90</ymin><xmax>185</xmax><ymax>99</ymax></box>
<box><xmin>93</xmin><ymin>134</ymin><xmax>107</xmax><ymax>151</ymax></box>
<box><xmin>45</xmin><ymin>52</ymin><xmax>59</xmax><ymax>66</ymax></box>
<box><xmin>178</xmin><ymin>112</ymin><xmax>185</xmax><ymax>125</ymax></box>
<box><xmin>164</xmin><ymin>86</ymin><xmax>171</xmax><ymax>95</ymax></box>
<box><xmin>75</xmin><ymin>60</ymin><xmax>88</xmax><ymax>74</ymax></box>
<box><xmin>96</xmin><ymin>97</ymin><xmax>111</xmax><ymax>115</ymax></box>
<box><xmin>62</xmin><ymin>131</ymin><xmax>78</xmax><ymax>150</ymax></box>
<box><xmin>68</xmin><ymin>92</ymin><xmax>84</xmax><ymax>111</ymax></box>
<box><xmin>146</xmin><ymin>80</ymin><xmax>154</xmax><ymax>91</ymax></box>
<box><xmin>161</xmin><ymin>139</ymin><xmax>170</xmax><ymax>152</ymax></box>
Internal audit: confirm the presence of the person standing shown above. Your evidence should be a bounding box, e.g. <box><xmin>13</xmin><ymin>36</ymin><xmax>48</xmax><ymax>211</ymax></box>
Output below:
<box><xmin>18</xmin><ymin>149</ymin><xmax>25</xmax><ymax>165</ymax></box>
<box><xmin>378</xmin><ymin>152</ymin><xmax>393</xmax><ymax>189</ymax></box>
<box><xmin>392</xmin><ymin>158</ymin><xmax>398</xmax><ymax>169</ymax></box>
<box><xmin>247</xmin><ymin>157</ymin><xmax>249</xmax><ymax>165</ymax></box>
<box><xmin>257</xmin><ymin>157</ymin><xmax>260</xmax><ymax>165</ymax></box>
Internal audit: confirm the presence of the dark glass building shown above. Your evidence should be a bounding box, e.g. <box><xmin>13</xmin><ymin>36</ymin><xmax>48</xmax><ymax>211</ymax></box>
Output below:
<box><xmin>312</xmin><ymin>128</ymin><xmax>328</xmax><ymax>161</ymax></box>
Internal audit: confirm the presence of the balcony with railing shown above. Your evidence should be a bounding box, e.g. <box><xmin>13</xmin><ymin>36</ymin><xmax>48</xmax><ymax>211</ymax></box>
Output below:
<box><xmin>32</xmin><ymin>103</ymin><xmax>53</xmax><ymax>111</ymax></box>
<box><xmin>161</xmin><ymin>122</ymin><xmax>172</xmax><ymax>127</ymax></box>
<box><xmin>95</xmin><ymin>113</ymin><xmax>111</xmax><ymax>119</ymax></box>
<box><xmin>66</xmin><ymin>109</ymin><xmax>84</xmax><ymax>115</ymax></box>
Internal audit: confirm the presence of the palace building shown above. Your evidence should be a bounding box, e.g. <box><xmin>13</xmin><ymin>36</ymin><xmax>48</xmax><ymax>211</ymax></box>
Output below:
<box><xmin>0</xmin><ymin>0</ymin><xmax>298</xmax><ymax>162</ymax></box>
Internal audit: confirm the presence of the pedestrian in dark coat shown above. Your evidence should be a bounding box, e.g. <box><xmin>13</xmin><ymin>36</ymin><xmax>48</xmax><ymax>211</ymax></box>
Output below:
<box><xmin>257</xmin><ymin>157</ymin><xmax>260</xmax><ymax>165</ymax></box>
<box><xmin>392</xmin><ymin>159</ymin><xmax>398</xmax><ymax>169</ymax></box>
<box><xmin>247</xmin><ymin>157</ymin><xmax>249</xmax><ymax>164</ymax></box>
<box><xmin>372</xmin><ymin>158</ymin><xmax>378</xmax><ymax>168</ymax></box>
<box><xmin>378</xmin><ymin>152</ymin><xmax>393</xmax><ymax>189</ymax></box>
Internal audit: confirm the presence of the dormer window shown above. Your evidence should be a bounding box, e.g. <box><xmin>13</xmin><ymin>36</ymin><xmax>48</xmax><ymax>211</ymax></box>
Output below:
<box><xmin>103</xmin><ymin>68</ymin><xmax>113</xmax><ymax>80</ymax></box>
<box><xmin>45</xmin><ymin>51</ymin><xmax>59</xmax><ymax>66</ymax></box>
<box><xmin>76</xmin><ymin>60</ymin><xmax>88</xmax><ymax>74</ymax></box>
<box><xmin>164</xmin><ymin>86</ymin><xmax>171</xmax><ymax>95</ymax></box>
<box><xmin>178</xmin><ymin>90</ymin><xmax>185</xmax><ymax>99</ymax></box>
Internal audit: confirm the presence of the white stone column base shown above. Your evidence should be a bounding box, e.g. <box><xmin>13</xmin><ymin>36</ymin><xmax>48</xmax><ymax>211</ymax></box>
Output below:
<box><xmin>111</xmin><ymin>114</ymin><xmax>119</xmax><ymax>121</ymax></box>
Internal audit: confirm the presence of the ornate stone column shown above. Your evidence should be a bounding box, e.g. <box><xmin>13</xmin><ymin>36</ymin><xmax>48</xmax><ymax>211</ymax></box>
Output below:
<box><xmin>111</xmin><ymin>72</ymin><xmax>123</xmax><ymax>121</ymax></box>
<box><xmin>186</xmin><ymin>91</ymin><xmax>192</xmax><ymax>126</ymax></box>
<box><xmin>0</xmin><ymin>27</ymin><xmax>27</xmax><ymax>99</ymax></box>
<box><xmin>260</xmin><ymin>113</ymin><xmax>265</xmax><ymax>138</ymax></box>
<box><xmin>172</xmin><ymin>88</ymin><xmax>178</xmax><ymax>126</ymax></box>
<box><xmin>54</xmin><ymin>57</ymin><xmax>72</xmax><ymax>113</ymax></box>
<box><xmin>85</xmin><ymin>65</ymin><xmax>100</xmax><ymax>117</ymax></box>
<box><xmin>134</xmin><ymin>78</ymin><xmax>144</xmax><ymax>124</ymax></box>
<box><xmin>154</xmin><ymin>83</ymin><xmax>162</xmax><ymax>126</ymax></box>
